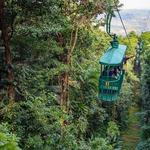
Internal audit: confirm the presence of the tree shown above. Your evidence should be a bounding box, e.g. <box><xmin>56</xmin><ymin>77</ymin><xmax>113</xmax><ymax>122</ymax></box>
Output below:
<box><xmin>0</xmin><ymin>0</ymin><xmax>15</xmax><ymax>103</ymax></box>
<box><xmin>137</xmin><ymin>32</ymin><xmax>150</xmax><ymax>150</ymax></box>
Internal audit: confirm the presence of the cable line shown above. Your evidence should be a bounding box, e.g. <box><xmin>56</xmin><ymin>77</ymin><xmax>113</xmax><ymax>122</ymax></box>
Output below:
<box><xmin>113</xmin><ymin>0</ymin><xmax>133</xmax><ymax>49</ymax></box>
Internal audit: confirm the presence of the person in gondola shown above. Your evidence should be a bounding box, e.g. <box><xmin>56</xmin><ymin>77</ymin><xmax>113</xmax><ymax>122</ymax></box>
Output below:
<box><xmin>109</xmin><ymin>68</ymin><xmax>114</xmax><ymax>77</ymax></box>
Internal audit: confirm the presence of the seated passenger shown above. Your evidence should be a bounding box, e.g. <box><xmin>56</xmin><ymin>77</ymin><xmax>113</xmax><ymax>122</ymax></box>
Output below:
<box><xmin>109</xmin><ymin>69</ymin><xmax>114</xmax><ymax>77</ymax></box>
<box><xmin>109</xmin><ymin>67</ymin><xmax>120</xmax><ymax>79</ymax></box>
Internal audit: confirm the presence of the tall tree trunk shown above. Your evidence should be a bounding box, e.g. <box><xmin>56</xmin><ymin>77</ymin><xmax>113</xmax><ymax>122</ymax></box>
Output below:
<box><xmin>2</xmin><ymin>28</ymin><xmax>15</xmax><ymax>102</ymax></box>
<box><xmin>0</xmin><ymin>1</ymin><xmax>4</xmax><ymax>22</ymax></box>
<box><xmin>58</xmin><ymin>27</ymin><xmax>78</xmax><ymax>113</ymax></box>
<box><xmin>60</xmin><ymin>73</ymin><xmax>69</xmax><ymax>111</ymax></box>
<box><xmin>0</xmin><ymin>0</ymin><xmax>15</xmax><ymax>103</ymax></box>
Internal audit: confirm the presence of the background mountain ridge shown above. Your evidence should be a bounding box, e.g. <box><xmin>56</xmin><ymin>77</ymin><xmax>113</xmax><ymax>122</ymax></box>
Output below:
<box><xmin>111</xmin><ymin>9</ymin><xmax>150</xmax><ymax>35</ymax></box>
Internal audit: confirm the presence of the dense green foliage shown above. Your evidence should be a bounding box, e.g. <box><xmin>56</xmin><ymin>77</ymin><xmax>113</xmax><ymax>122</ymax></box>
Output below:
<box><xmin>0</xmin><ymin>0</ymin><xmax>149</xmax><ymax>150</ymax></box>
<box><xmin>0</xmin><ymin>124</ymin><xmax>20</xmax><ymax>150</ymax></box>
<box><xmin>136</xmin><ymin>32</ymin><xmax>150</xmax><ymax>150</ymax></box>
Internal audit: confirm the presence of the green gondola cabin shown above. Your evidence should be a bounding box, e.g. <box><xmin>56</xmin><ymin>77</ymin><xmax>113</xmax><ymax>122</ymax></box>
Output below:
<box><xmin>99</xmin><ymin>37</ymin><xmax>127</xmax><ymax>102</ymax></box>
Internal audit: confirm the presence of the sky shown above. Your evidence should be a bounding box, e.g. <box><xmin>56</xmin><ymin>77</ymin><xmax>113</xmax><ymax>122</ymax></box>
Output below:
<box><xmin>120</xmin><ymin>0</ymin><xmax>150</xmax><ymax>9</ymax></box>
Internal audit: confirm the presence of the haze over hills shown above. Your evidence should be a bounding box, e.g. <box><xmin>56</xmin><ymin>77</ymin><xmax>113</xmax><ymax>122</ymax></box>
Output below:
<box><xmin>111</xmin><ymin>9</ymin><xmax>150</xmax><ymax>35</ymax></box>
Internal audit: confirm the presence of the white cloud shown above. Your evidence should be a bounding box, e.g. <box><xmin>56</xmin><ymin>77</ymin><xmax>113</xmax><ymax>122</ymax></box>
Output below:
<box><xmin>120</xmin><ymin>0</ymin><xmax>150</xmax><ymax>9</ymax></box>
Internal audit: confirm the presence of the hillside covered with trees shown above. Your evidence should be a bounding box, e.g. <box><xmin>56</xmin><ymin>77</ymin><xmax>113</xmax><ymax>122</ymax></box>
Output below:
<box><xmin>0</xmin><ymin>0</ymin><xmax>149</xmax><ymax>150</ymax></box>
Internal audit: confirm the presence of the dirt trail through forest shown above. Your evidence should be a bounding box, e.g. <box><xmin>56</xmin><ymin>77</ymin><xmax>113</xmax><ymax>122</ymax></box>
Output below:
<box><xmin>122</xmin><ymin>105</ymin><xmax>140</xmax><ymax>150</ymax></box>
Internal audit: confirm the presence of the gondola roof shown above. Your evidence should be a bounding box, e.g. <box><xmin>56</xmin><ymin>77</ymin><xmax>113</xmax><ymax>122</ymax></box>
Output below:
<box><xmin>99</xmin><ymin>44</ymin><xmax>127</xmax><ymax>66</ymax></box>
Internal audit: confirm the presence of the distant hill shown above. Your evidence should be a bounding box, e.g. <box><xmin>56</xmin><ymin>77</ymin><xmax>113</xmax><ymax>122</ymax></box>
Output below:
<box><xmin>111</xmin><ymin>9</ymin><xmax>150</xmax><ymax>35</ymax></box>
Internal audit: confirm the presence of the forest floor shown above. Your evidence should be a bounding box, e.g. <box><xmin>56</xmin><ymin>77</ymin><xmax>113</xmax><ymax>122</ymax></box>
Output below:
<box><xmin>121</xmin><ymin>104</ymin><xmax>141</xmax><ymax>150</ymax></box>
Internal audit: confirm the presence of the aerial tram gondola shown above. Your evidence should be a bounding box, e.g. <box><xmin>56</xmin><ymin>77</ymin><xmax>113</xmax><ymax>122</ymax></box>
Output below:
<box><xmin>98</xmin><ymin>4</ymin><xmax>128</xmax><ymax>102</ymax></box>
